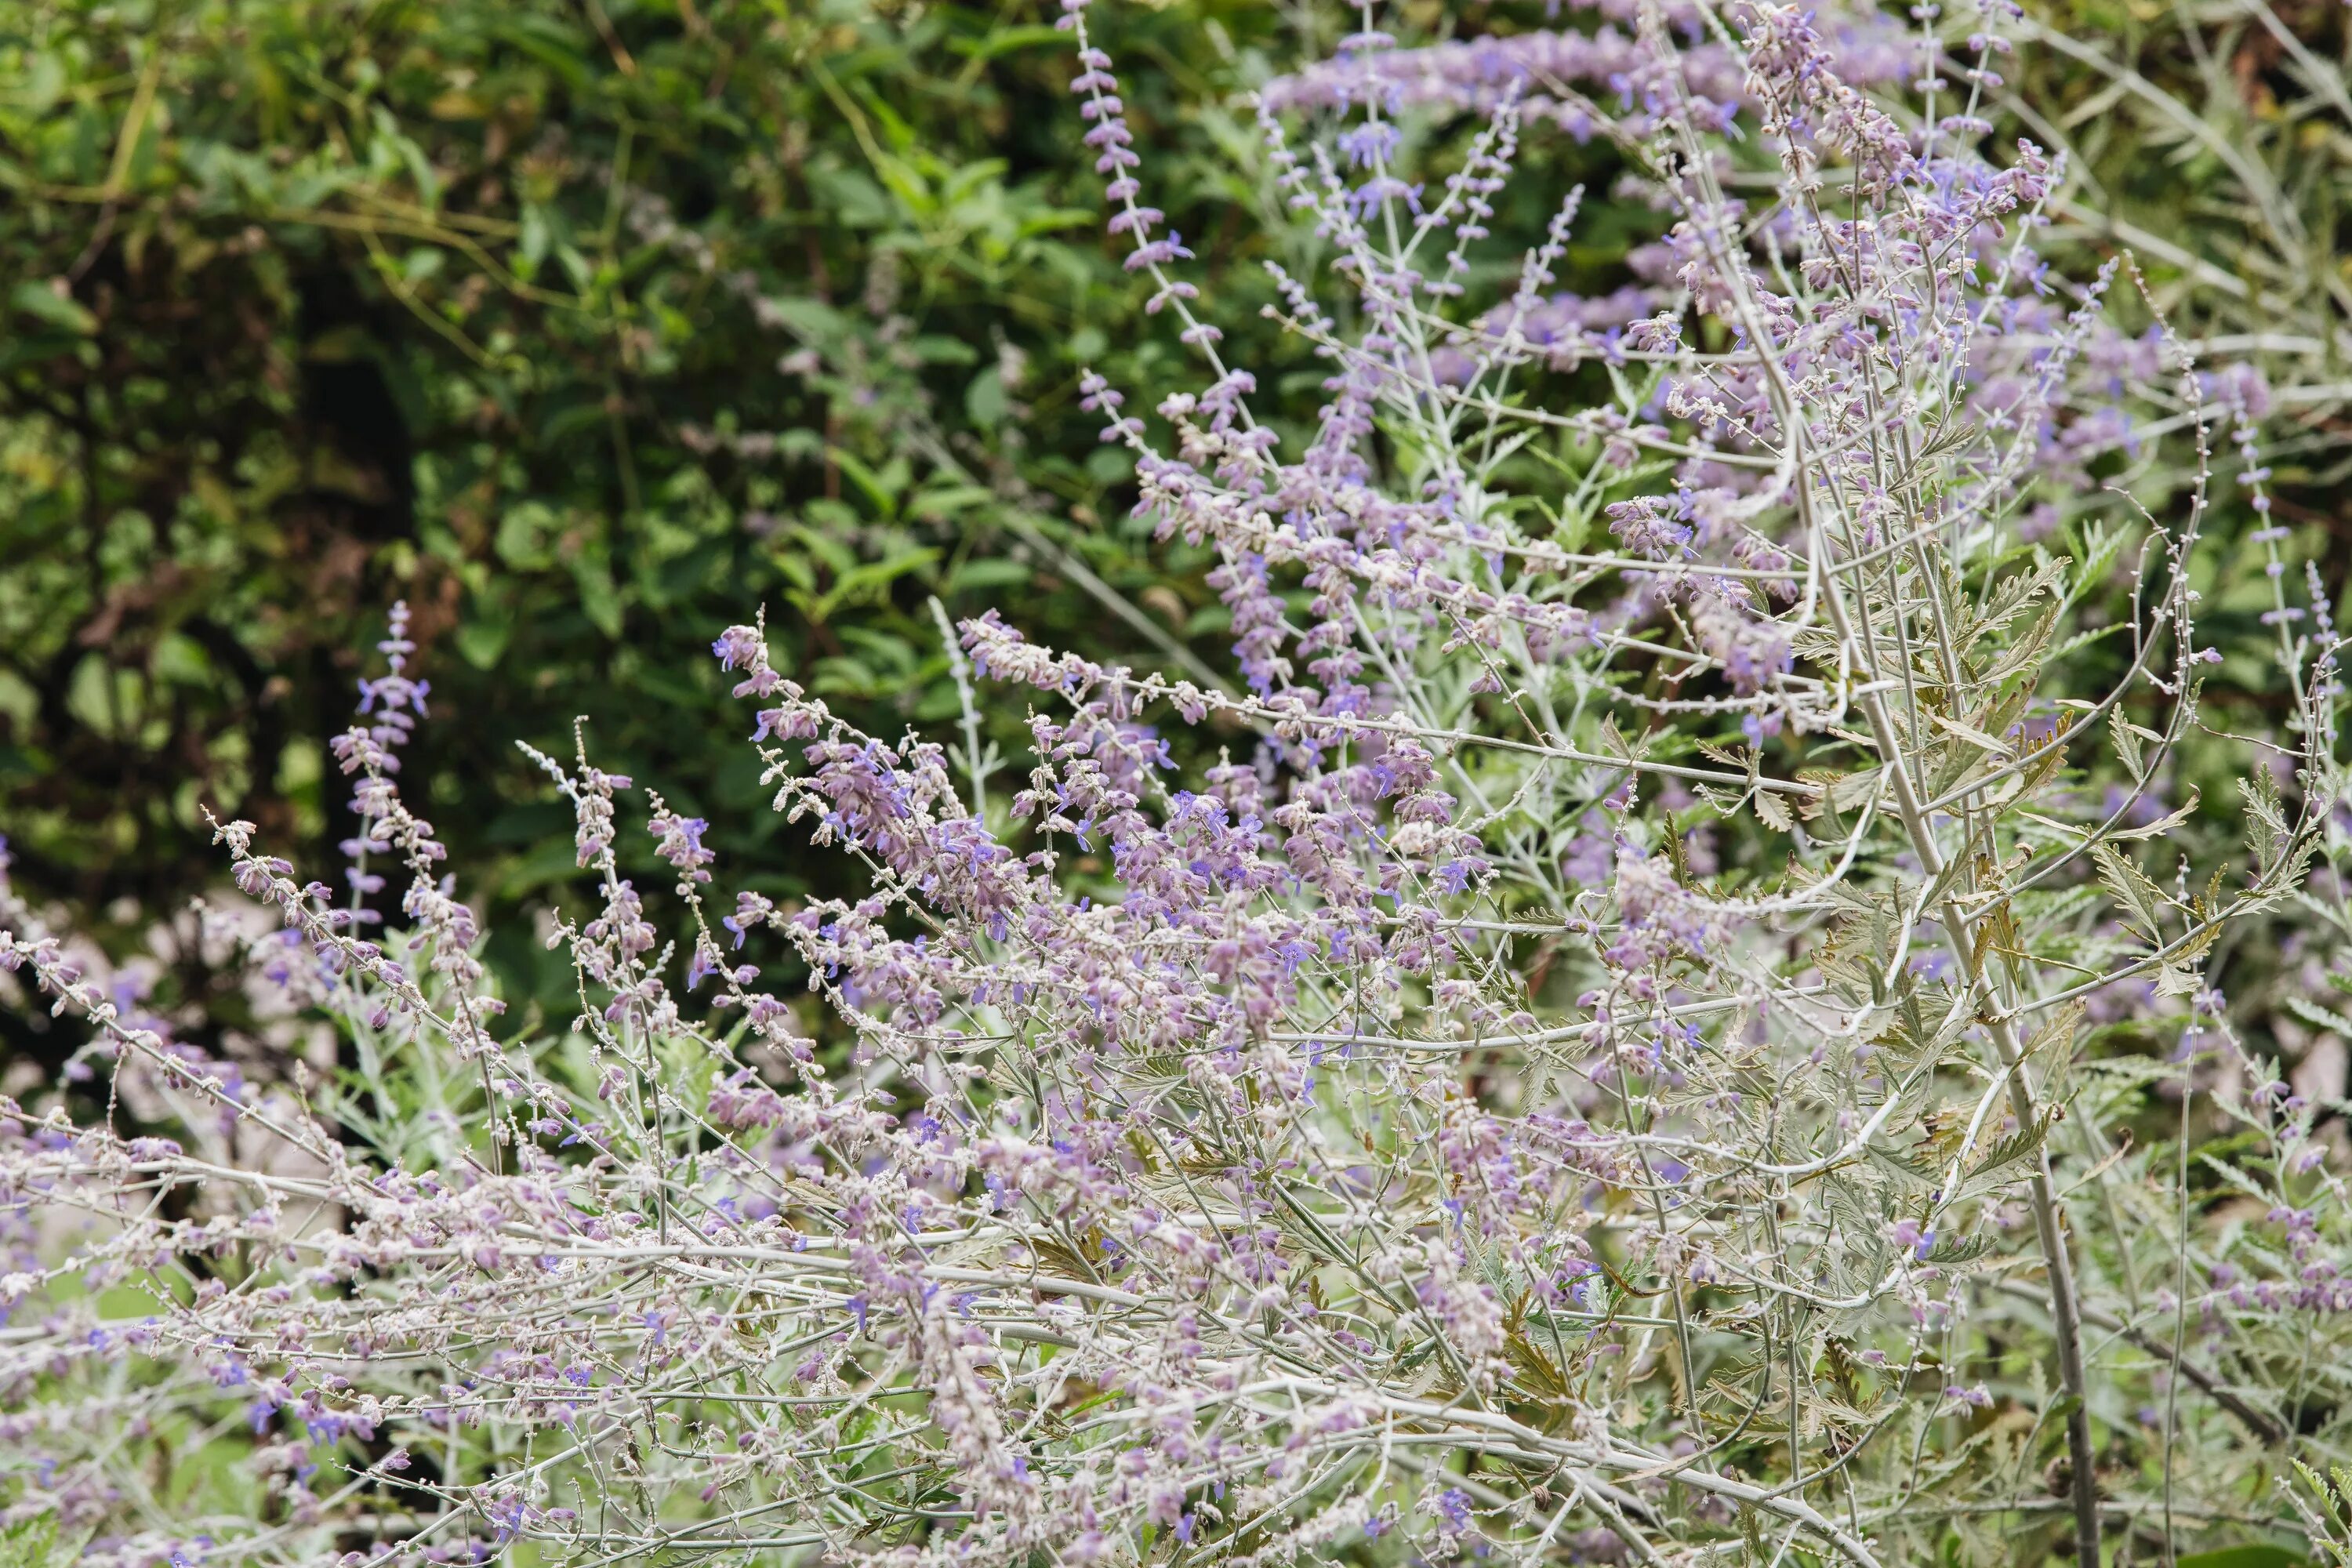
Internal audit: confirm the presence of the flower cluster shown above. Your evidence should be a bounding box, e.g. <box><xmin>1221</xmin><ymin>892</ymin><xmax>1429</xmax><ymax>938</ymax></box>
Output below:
<box><xmin>4</xmin><ymin>3</ymin><xmax>2348</xmax><ymax>1567</ymax></box>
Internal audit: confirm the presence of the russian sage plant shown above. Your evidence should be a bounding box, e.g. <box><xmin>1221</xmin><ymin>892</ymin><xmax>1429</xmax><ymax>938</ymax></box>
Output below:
<box><xmin>4</xmin><ymin>3</ymin><xmax>2348</xmax><ymax>1566</ymax></box>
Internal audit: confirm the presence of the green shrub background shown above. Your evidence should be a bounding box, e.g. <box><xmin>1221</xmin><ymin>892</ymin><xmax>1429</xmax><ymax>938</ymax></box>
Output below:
<box><xmin>2</xmin><ymin>0</ymin><xmax>2344</xmax><ymax>1034</ymax></box>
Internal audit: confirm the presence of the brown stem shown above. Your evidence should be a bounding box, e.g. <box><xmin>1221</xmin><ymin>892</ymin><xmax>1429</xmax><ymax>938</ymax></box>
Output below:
<box><xmin>1996</xmin><ymin>1281</ymin><xmax>2289</xmax><ymax>1448</ymax></box>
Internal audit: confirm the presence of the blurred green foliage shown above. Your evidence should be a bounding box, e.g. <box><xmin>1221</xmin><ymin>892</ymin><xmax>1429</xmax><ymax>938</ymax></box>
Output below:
<box><xmin>0</xmin><ymin>0</ymin><xmax>1652</xmax><ymax>1031</ymax></box>
<box><xmin>2016</xmin><ymin>0</ymin><xmax>2352</xmax><ymax>500</ymax></box>
<box><xmin>0</xmin><ymin>0</ymin><xmax>1293</xmax><ymax>1020</ymax></box>
<box><xmin>5</xmin><ymin>0</ymin><xmax>2341</xmax><ymax>1044</ymax></box>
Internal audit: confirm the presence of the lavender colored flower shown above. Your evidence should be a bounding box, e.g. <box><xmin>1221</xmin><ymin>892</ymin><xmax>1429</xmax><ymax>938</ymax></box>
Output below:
<box><xmin>0</xmin><ymin>9</ymin><xmax>2343</xmax><ymax>1568</ymax></box>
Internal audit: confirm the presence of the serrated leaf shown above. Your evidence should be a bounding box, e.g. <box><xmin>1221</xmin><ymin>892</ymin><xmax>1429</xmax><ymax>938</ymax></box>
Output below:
<box><xmin>1929</xmin><ymin>708</ymin><xmax>2013</xmax><ymax>754</ymax></box>
<box><xmin>1972</xmin><ymin>554</ymin><xmax>2069</xmax><ymax>646</ymax></box>
<box><xmin>0</xmin><ymin>1514</ymin><xmax>66</xmax><ymax>1568</ymax></box>
<box><xmin>1504</xmin><ymin>1329</ymin><xmax>1574</xmax><ymax>1406</ymax></box>
<box><xmin>2286</xmin><ymin>996</ymin><xmax>2352</xmax><ymax>1040</ymax></box>
<box><xmin>1981</xmin><ymin>602</ymin><xmax>2063</xmax><ymax>689</ymax></box>
<box><xmin>1925</xmin><ymin>1229</ymin><xmax>1995</xmax><ymax>1265</ymax></box>
<box><xmin>2068</xmin><ymin>526</ymin><xmax>2128</xmax><ymax>608</ymax></box>
<box><xmin>1663</xmin><ymin>812</ymin><xmax>1693</xmax><ymax>885</ymax></box>
<box><xmin>1866</xmin><ymin>1142</ymin><xmax>1941</xmax><ymax>1192</ymax></box>
<box><xmin>2109</xmin><ymin>787</ymin><xmax>2199</xmax><ymax>842</ymax></box>
<box><xmin>2111</xmin><ymin>720</ymin><xmax>2144</xmax><ymax>784</ymax></box>
<box><xmin>2154</xmin><ymin>963</ymin><xmax>2203</xmax><ymax>997</ymax></box>
<box><xmin>2241</xmin><ymin>768</ymin><xmax>2288</xmax><ymax>866</ymax></box>
<box><xmin>2013</xmin><ymin>737</ymin><xmax>2068</xmax><ymax>802</ymax></box>
<box><xmin>1976</xmin><ymin>1117</ymin><xmax>2052</xmax><ymax>1175</ymax></box>
<box><xmin>2092</xmin><ymin>844</ymin><xmax>2165</xmax><ymax>941</ymax></box>
<box><xmin>1830</xmin><ymin>767</ymin><xmax>1883</xmax><ymax>810</ymax></box>
<box><xmin>2024</xmin><ymin>999</ymin><xmax>2085</xmax><ymax>1075</ymax></box>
